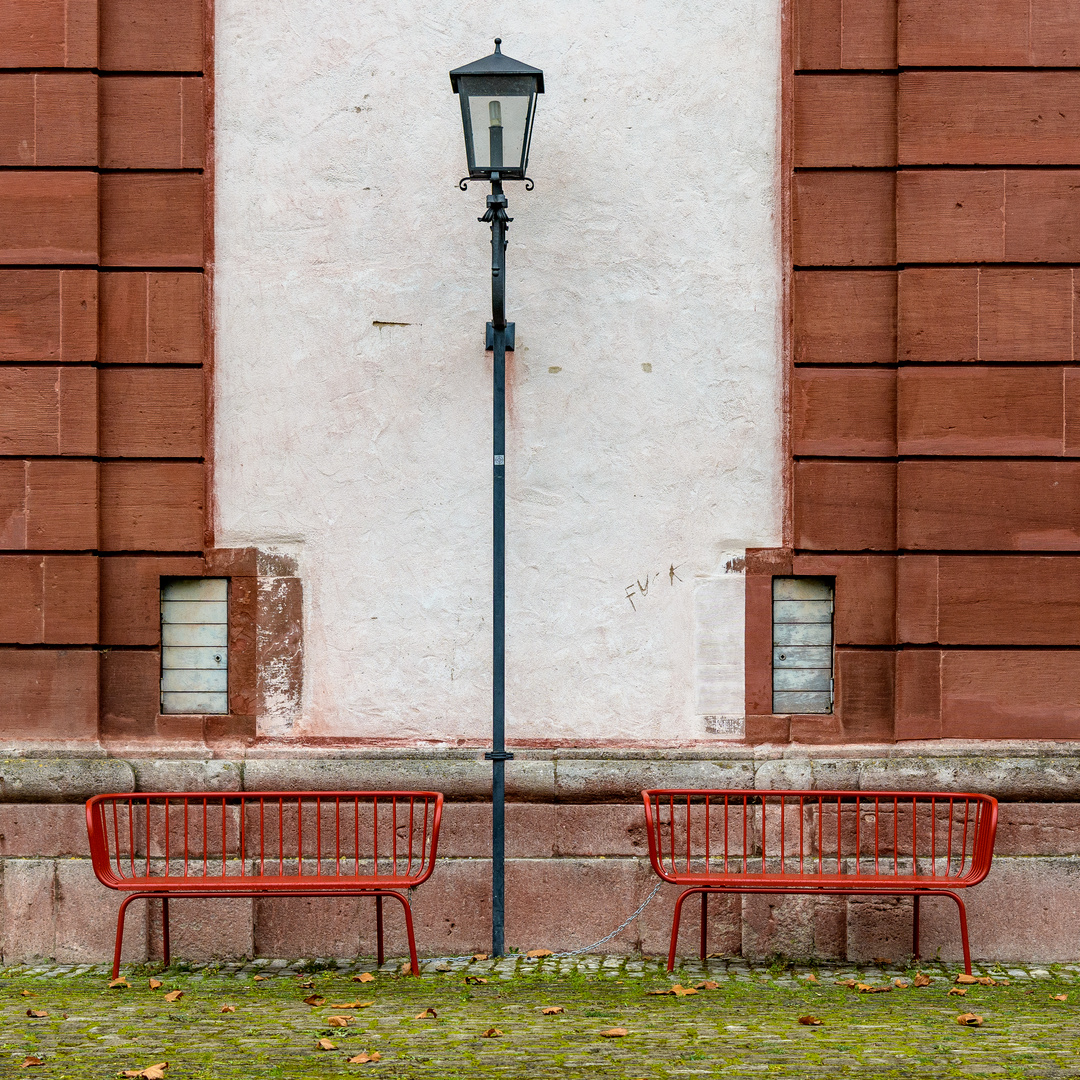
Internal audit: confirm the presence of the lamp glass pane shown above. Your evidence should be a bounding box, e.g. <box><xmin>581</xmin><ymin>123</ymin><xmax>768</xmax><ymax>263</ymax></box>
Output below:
<box><xmin>468</xmin><ymin>93</ymin><xmax>531</xmax><ymax>170</ymax></box>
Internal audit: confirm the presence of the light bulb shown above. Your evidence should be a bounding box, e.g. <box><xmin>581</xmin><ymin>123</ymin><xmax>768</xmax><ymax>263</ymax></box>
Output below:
<box><xmin>489</xmin><ymin>100</ymin><xmax>502</xmax><ymax>127</ymax></box>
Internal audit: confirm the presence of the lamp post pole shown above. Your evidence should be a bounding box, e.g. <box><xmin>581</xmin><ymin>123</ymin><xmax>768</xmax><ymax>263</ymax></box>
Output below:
<box><xmin>482</xmin><ymin>175</ymin><xmax>513</xmax><ymax>957</ymax></box>
<box><xmin>450</xmin><ymin>38</ymin><xmax>543</xmax><ymax>959</ymax></box>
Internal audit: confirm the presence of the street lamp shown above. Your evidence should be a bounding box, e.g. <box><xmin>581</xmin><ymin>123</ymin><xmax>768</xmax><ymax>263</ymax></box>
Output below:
<box><xmin>451</xmin><ymin>39</ymin><xmax>544</xmax><ymax>958</ymax></box>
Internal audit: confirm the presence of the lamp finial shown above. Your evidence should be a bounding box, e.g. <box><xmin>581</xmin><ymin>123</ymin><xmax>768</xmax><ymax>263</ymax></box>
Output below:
<box><xmin>494</xmin><ymin>38</ymin><xmax>502</xmax><ymax>52</ymax></box>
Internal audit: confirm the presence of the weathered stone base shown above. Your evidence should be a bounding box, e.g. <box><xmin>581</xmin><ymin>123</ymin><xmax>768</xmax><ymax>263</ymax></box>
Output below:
<box><xmin>3</xmin><ymin>746</ymin><xmax>1080</xmax><ymax>964</ymax></box>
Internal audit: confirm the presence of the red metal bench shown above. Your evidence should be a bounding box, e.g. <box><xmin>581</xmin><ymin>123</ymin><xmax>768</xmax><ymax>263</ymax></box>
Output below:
<box><xmin>642</xmin><ymin>789</ymin><xmax>997</xmax><ymax>974</ymax></box>
<box><xmin>87</xmin><ymin>790</ymin><xmax>443</xmax><ymax>979</ymax></box>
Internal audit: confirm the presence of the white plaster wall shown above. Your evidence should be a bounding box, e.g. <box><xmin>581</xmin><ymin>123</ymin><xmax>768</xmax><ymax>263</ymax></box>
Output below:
<box><xmin>214</xmin><ymin>0</ymin><xmax>784</xmax><ymax>741</ymax></box>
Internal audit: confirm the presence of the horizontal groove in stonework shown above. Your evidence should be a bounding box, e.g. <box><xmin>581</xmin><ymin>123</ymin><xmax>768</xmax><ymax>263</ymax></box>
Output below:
<box><xmin>794</xmin><ymin>165</ymin><xmax>898</xmax><ymax>173</ymax></box>
<box><xmin>794</xmin><ymin>263</ymin><xmax>1080</xmax><ymax>271</ymax></box>
<box><xmin>0</xmin><ymin>265</ymin><xmax>206</xmax><ymax>273</ymax></box>
<box><xmin>795</xmin><ymin>454</ymin><xmax>1080</xmax><ymax>462</ymax></box>
<box><xmin>0</xmin><ymin>68</ymin><xmax>204</xmax><ymax>77</ymax></box>
<box><xmin>0</xmin><ymin>455</ymin><xmax>205</xmax><ymax>464</ymax></box>
<box><xmin>794</xmin><ymin>548</ymin><xmax>1080</xmax><ymax>557</ymax></box>
<box><xmin>795</xmin><ymin>68</ymin><xmax>899</xmax><ymax>76</ymax></box>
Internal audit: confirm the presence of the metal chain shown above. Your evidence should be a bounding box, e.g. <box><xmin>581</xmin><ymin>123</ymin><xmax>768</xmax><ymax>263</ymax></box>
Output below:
<box><xmin>416</xmin><ymin>880</ymin><xmax>665</xmax><ymax>967</ymax></box>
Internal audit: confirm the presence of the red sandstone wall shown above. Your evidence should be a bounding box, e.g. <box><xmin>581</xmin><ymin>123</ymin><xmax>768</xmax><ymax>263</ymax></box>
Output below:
<box><xmin>748</xmin><ymin>0</ymin><xmax>1080</xmax><ymax>743</ymax></box>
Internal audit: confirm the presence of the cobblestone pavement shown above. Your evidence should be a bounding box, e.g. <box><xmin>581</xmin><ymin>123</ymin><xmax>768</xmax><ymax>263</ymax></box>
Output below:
<box><xmin>4</xmin><ymin>955</ymin><xmax>1080</xmax><ymax>1078</ymax></box>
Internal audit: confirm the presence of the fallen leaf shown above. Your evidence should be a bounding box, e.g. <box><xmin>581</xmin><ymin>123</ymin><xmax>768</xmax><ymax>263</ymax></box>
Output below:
<box><xmin>894</xmin><ymin>979</ymin><xmax>909</xmax><ymax>988</ymax></box>
<box><xmin>998</xmin><ymin>979</ymin><xmax>1010</xmax><ymax>986</ymax></box>
<box><xmin>331</xmin><ymin>1001</ymin><xmax>375</xmax><ymax>1009</ymax></box>
<box><xmin>220</xmin><ymin>1005</ymin><xmax>236</xmax><ymax>1014</ymax></box>
<box><xmin>472</xmin><ymin>953</ymin><xmax>489</xmax><ymax>961</ymax></box>
<box><xmin>798</xmin><ymin>1016</ymin><xmax>823</xmax><ymax>1026</ymax></box>
<box><xmin>481</xmin><ymin>1027</ymin><xmax>502</xmax><ymax>1038</ymax></box>
<box><xmin>20</xmin><ymin>1057</ymin><xmax>44</xmax><ymax>1067</ymax></box>
<box><xmin>328</xmin><ymin>1016</ymin><xmax>351</xmax><ymax>1027</ymax></box>
<box><xmin>913</xmin><ymin>973</ymin><xmax>931</xmax><ymax>987</ymax></box>
<box><xmin>542</xmin><ymin>1006</ymin><xmax>564</xmax><ymax>1015</ymax></box>
<box><xmin>149</xmin><ymin>979</ymin><xmax>163</xmax><ymax>990</ymax></box>
<box><xmin>526</xmin><ymin>949</ymin><xmax>553</xmax><ymax>959</ymax></box>
<box><xmin>695</xmin><ymin>981</ymin><xmax>720</xmax><ymax>990</ymax></box>
<box><xmin>254</xmin><ymin>975</ymin><xmax>269</xmax><ymax>982</ymax></box>
<box><xmin>836</xmin><ymin>979</ymin><xmax>857</xmax><ymax>988</ymax></box>
<box><xmin>671</xmin><ymin>984</ymin><xmax>698</xmax><ymax>997</ymax></box>
<box><xmin>646</xmin><ymin>988</ymin><xmax>672</xmax><ymax>996</ymax></box>
<box><xmin>318</xmin><ymin>1038</ymin><xmax>337</xmax><ymax>1051</ymax></box>
<box><xmin>415</xmin><ymin>1007</ymin><xmax>437</xmax><ymax>1019</ymax></box>
<box><xmin>297</xmin><ymin>979</ymin><xmax>315</xmax><ymax>989</ymax></box>
<box><xmin>163</xmin><ymin>991</ymin><xmax>183</xmax><ymax>1003</ymax></box>
<box><xmin>465</xmin><ymin>977</ymin><xmax>488</xmax><ymax>985</ymax></box>
<box><xmin>109</xmin><ymin>977</ymin><xmax>130</xmax><ymax>989</ymax></box>
<box><xmin>303</xmin><ymin>995</ymin><xmax>326</xmax><ymax>1007</ymax></box>
<box><xmin>118</xmin><ymin>1064</ymin><xmax>168</xmax><ymax>1080</ymax></box>
<box><xmin>600</xmin><ymin>1028</ymin><xmax>629</xmax><ymax>1038</ymax></box>
<box><xmin>353</xmin><ymin>973</ymin><xmax>376</xmax><ymax>984</ymax></box>
<box><xmin>26</xmin><ymin>1009</ymin><xmax>48</xmax><ymax>1018</ymax></box>
<box><xmin>948</xmin><ymin>987</ymin><xmax>968</xmax><ymax>996</ymax></box>
<box><xmin>346</xmin><ymin>1052</ymin><xmax>381</xmax><ymax>1064</ymax></box>
<box><xmin>21</xmin><ymin>990</ymin><xmax>33</xmax><ymax>997</ymax></box>
<box><xmin>857</xmin><ymin>984</ymin><xmax>890</xmax><ymax>994</ymax></box>
<box><xmin>434</xmin><ymin>964</ymin><xmax>452</xmax><ymax>972</ymax></box>
<box><xmin>400</xmin><ymin>963</ymin><xmax>412</xmax><ymax>976</ymax></box>
<box><xmin>956</xmin><ymin>973</ymin><xmax>978</xmax><ymax>985</ymax></box>
<box><xmin>1052</xmin><ymin>993</ymin><xmax>1068</xmax><ymax>1002</ymax></box>
<box><xmin>956</xmin><ymin>1012</ymin><xmax>983</xmax><ymax>1027</ymax></box>
<box><xmin>978</xmin><ymin>977</ymin><xmax>997</xmax><ymax>986</ymax></box>
<box><xmin>805</xmin><ymin>973</ymin><xmax>818</xmax><ymax>984</ymax></box>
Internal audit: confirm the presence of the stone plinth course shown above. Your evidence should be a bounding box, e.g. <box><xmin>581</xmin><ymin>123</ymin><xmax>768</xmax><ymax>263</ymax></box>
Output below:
<box><xmin>4</xmin><ymin>957</ymin><xmax>1080</xmax><ymax>1077</ymax></box>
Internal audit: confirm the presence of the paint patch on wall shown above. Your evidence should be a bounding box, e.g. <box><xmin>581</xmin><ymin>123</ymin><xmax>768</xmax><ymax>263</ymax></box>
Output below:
<box><xmin>695</xmin><ymin>568</ymin><xmax>746</xmax><ymax>730</ymax></box>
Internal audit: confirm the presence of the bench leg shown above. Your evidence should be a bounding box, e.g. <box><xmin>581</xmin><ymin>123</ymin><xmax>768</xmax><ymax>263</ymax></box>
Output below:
<box><xmin>375</xmin><ymin>895</ymin><xmax>384</xmax><ymax>967</ymax></box>
<box><xmin>378</xmin><ymin>891</ymin><xmax>419</xmax><ymax>977</ymax></box>
<box><xmin>700</xmin><ymin>893</ymin><xmax>708</xmax><ymax>961</ymax></box>
<box><xmin>112</xmin><ymin>894</ymin><xmax>142</xmax><ymax>981</ymax></box>
<box><xmin>667</xmin><ymin>888</ymin><xmax>698</xmax><ymax>972</ymax></box>
<box><xmin>912</xmin><ymin>894</ymin><xmax>920</xmax><ymax>962</ymax></box>
<box><xmin>950</xmin><ymin>892</ymin><xmax>972</xmax><ymax>976</ymax></box>
<box><xmin>162</xmin><ymin>897</ymin><xmax>171</xmax><ymax>970</ymax></box>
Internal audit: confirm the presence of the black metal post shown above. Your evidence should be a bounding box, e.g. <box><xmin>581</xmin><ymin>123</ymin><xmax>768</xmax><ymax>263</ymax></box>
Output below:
<box><xmin>482</xmin><ymin>175</ymin><xmax>514</xmax><ymax>957</ymax></box>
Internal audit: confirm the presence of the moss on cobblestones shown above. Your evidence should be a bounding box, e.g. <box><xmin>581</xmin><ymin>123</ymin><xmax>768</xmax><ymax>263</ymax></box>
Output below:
<box><xmin>3</xmin><ymin>958</ymin><xmax>1080</xmax><ymax>1078</ymax></box>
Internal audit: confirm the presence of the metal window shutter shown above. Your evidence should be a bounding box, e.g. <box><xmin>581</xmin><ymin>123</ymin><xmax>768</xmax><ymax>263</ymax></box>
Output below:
<box><xmin>161</xmin><ymin>578</ymin><xmax>229</xmax><ymax>715</ymax></box>
<box><xmin>772</xmin><ymin>577</ymin><xmax>833</xmax><ymax>714</ymax></box>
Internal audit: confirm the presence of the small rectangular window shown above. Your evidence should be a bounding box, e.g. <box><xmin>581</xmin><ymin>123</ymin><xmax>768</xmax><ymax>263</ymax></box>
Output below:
<box><xmin>772</xmin><ymin>577</ymin><xmax>833</xmax><ymax>714</ymax></box>
<box><xmin>161</xmin><ymin>578</ymin><xmax>228</xmax><ymax>715</ymax></box>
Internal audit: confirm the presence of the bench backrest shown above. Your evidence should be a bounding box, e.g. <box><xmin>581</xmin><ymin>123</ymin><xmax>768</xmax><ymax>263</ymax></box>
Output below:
<box><xmin>642</xmin><ymin>789</ymin><xmax>997</xmax><ymax>886</ymax></box>
<box><xmin>87</xmin><ymin>791</ymin><xmax>443</xmax><ymax>889</ymax></box>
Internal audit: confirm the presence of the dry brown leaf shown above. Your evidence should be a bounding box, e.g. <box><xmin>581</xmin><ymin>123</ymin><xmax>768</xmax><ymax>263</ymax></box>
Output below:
<box><xmin>346</xmin><ymin>1052</ymin><xmax>382</xmax><ymax>1064</ymax></box>
<box><xmin>220</xmin><ymin>1005</ymin><xmax>236</xmax><ymax>1014</ymax></box>
<box><xmin>857</xmin><ymin>984</ymin><xmax>890</xmax><ymax>994</ymax></box>
<box><xmin>400</xmin><ymin>963</ymin><xmax>412</xmax><ymax>976</ymax></box>
<box><xmin>542</xmin><ymin>1006</ymin><xmax>564</xmax><ymax>1015</ymax></box>
<box><xmin>956</xmin><ymin>1012</ymin><xmax>983</xmax><ymax>1026</ymax></box>
<box><xmin>254</xmin><ymin>975</ymin><xmax>269</xmax><ymax>982</ymax></box>
<box><xmin>303</xmin><ymin>995</ymin><xmax>326</xmax><ymax>1007</ymax></box>
<box><xmin>1052</xmin><ymin>993</ymin><xmax>1068</xmax><ymax>1002</ymax></box>
<box><xmin>472</xmin><ymin>953</ymin><xmax>489</xmax><ymax>961</ymax></box>
<box><xmin>353</xmin><ymin>973</ymin><xmax>376</xmax><ymax>983</ymax></box>
<box><xmin>481</xmin><ymin>1027</ymin><xmax>503</xmax><ymax>1038</ymax></box>
<box><xmin>118</xmin><ymin>1064</ymin><xmax>168</xmax><ymax>1080</ymax></box>
<box><xmin>20</xmin><ymin>1057</ymin><xmax>44</xmax><ymax>1067</ymax></box>
<box><xmin>671</xmin><ymin>984</ymin><xmax>698</xmax><ymax>997</ymax></box>
<box><xmin>956</xmin><ymin>973</ymin><xmax>978</xmax><ymax>984</ymax></box>
<box><xmin>998</xmin><ymin>979</ymin><xmax>1010</xmax><ymax>986</ymax></box>
<box><xmin>297</xmin><ymin>979</ymin><xmax>315</xmax><ymax>988</ymax></box>
<box><xmin>798</xmin><ymin>1016</ymin><xmax>823</xmax><ymax>1026</ymax></box>
<box><xmin>805</xmin><ymin>973</ymin><xmax>818</xmax><ymax>983</ymax></box>
<box><xmin>25</xmin><ymin>1009</ymin><xmax>48</xmax><ymax>1018</ymax></box>
<box><xmin>600</xmin><ymin>1028</ymin><xmax>629</xmax><ymax>1038</ymax></box>
<box><xmin>331</xmin><ymin>1001</ymin><xmax>374</xmax><ymax>1009</ymax></box>
<box><xmin>148</xmin><ymin>979</ymin><xmax>163</xmax><ymax>990</ymax></box>
<box><xmin>328</xmin><ymin>1016</ymin><xmax>351</xmax><ymax>1027</ymax></box>
<box><xmin>317</xmin><ymin>1038</ymin><xmax>337</xmax><ymax>1051</ymax></box>
<box><xmin>20</xmin><ymin>990</ymin><xmax>34</xmax><ymax>997</ymax></box>
<box><xmin>415</xmin><ymin>1007</ymin><xmax>438</xmax><ymax>1019</ymax></box>
<box><xmin>646</xmin><ymin>988</ymin><xmax>672</xmax><ymax>996</ymax></box>
<box><xmin>894</xmin><ymin>979</ymin><xmax>909</xmax><ymax>988</ymax></box>
<box><xmin>913</xmin><ymin>973</ymin><xmax>931</xmax><ymax>987</ymax></box>
<box><xmin>163</xmin><ymin>991</ymin><xmax>183</xmax><ymax>1003</ymax></box>
<box><xmin>948</xmin><ymin>987</ymin><xmax>968</xmax><ymax>996</ymax></box>
<box><xmin>977</xmin><ymin>977</ymin><xmax>997</xmax><ymax>986</ymax></box>
<box><xmin>526</xmin><ymin>949</ymin><xmax>553</xmax><ymax>959</ymax></box>
<box><xmin>836</xmin><ymin>979</ymin><xmax>857</xmax><ymax>988</ymax></box>
<box><xmin>465</xmin><ymin>977</ymin><xmax>488</xmax><ymax>985</ymax></box>
<box><xmin>109</xmin><ymin>977</ymin><xmax>130</xmax><ymax>989</ymax></box>
<box><xmin>695</xmin><ymin>981</ymin><xmax>720</xmax><ymax>990</ymax></box>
